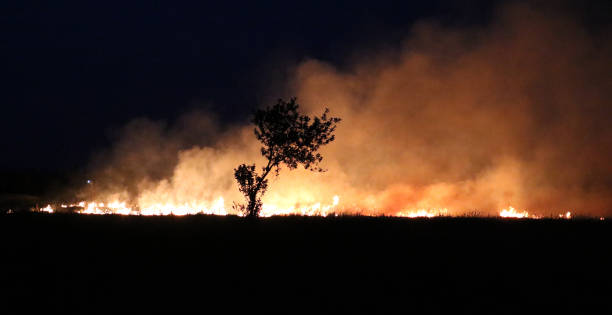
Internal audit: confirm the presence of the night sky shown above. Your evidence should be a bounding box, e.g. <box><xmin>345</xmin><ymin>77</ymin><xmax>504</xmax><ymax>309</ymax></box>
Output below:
<box><xmin>3</xmin><ymin>3</ymin><xmax>612</xmax><ymax>311</ymax></box>
<box><xmin>2</xmin><ymin>1</ymin><xmax>507</xmax><ymax>172</ymax></box>
<box><xmin>2</xmin><ymin>1</ymin><xmax>611</xmax><ymax>173</ymax></box>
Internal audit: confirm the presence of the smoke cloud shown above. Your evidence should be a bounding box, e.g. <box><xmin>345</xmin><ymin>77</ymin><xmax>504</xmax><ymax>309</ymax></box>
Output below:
<box><xmin>87</xmin><ymin>2</ymin><xmax>612</xmax><ymax>216</ymax></box>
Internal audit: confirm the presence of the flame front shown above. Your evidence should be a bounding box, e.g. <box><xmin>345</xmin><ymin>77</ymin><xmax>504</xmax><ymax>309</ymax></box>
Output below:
<box><xmin>396</xmin><ymin>208</ymin><xmax>449</xmax><ymax>218</ymax></box>
<box><xmin>40</xmin><ymin>204</ymin><xmax>54</xmax><ymax>213</ymax></box>
<box><xmin>499</xmin><ymin>206</ymin><xmax>531</xmax><ymax>218</ymax></box>
<box><xmin>33</xmin><ymin>198</ymin><xmax>583</xmax><ymax>220</ymax></box>
<box><xmin>39</xmin><ymin>196</ymin><xmax>342</xmax><ymax>217</ymax></box>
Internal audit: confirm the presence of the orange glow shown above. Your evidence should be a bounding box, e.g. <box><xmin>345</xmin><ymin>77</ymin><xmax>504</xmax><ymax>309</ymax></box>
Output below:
<box><xmin>396</xmin><ymin>208</ymin><xmax>448</xmax><ymax>218</ymax></box>
<box><xmin>37</xmin><ymin>195</ymin><xmax>343</xmax><ymax>217</ymax></box>
<box><xmin>33</xmin><ymin>198</ymin><xmax>590</xmax><ymax>219</ymax></box>
<box><xmin>499</xmin><ymin>206</ymin><xmax>531</xmax><ymax>218</ymax></box>
<box><xmin>40</xmin><ymin>204</ymin><xmax>54</xmax><ymax>213</ymax></box>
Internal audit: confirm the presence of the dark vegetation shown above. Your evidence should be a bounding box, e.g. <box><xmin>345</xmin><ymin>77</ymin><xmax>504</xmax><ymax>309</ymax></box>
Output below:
<box><xmin>1</xmin><ymin>213</ymin><xmax>610</xmax><ymax>314</ymax></box>
<box><xmin>0</xmin><ymin>170</ymin><xmax>81</xmax><ymax>213</ymax></box>
<box><xmin>234</xmin><ymin>98</ymin><xmax>340</xmax><ymax>217</ymax></box>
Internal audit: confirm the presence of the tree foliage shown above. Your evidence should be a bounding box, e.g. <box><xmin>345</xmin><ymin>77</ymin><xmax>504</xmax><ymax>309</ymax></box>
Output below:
<box><xmin>234</xmin><ymin>98</ymin><xmax>341</xmax><ymax>218</ymax></box>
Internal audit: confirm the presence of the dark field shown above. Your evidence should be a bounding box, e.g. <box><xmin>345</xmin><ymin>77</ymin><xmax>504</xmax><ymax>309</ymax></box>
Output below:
<box><xmin>1</xmin><ymin>214</ymin><xmax>611</xmax><ymax>314</ymax></box>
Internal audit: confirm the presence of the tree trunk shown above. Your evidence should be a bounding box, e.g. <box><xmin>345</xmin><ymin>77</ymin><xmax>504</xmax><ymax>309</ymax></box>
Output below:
<box><xmin>247</xmin><ymin>192</ymin><xmax>258</xmax><ymax>218</ymax></box>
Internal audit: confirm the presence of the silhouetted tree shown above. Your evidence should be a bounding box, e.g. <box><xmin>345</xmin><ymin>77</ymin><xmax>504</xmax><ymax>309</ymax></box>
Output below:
<box><xmin>234</xmin><ymin>98</ymin><xmax>341</xmax><ymax>218</ymax></box>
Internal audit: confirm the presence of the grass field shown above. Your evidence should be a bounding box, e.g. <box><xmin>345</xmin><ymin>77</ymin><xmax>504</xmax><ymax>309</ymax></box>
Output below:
<box><xmin>1</xmin><ymin>213</ymin><xmax>610</xmax><ymax>313</ymax></box>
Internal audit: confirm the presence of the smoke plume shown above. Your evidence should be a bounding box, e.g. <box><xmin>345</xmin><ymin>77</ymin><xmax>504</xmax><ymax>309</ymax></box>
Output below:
<box><xmin>87</xmin><ymin>2</ymin><xmax>612</xmax><ymax>216</ymax></box>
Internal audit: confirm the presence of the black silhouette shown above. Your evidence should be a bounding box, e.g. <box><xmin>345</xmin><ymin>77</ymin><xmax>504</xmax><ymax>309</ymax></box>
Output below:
<box><xmin>234</xmin><ymin>98</ymin><xmax>341</xmax><ymax>218</ymax></box>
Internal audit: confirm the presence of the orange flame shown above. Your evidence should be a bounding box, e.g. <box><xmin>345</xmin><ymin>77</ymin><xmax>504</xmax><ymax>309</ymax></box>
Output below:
<box><xmin>40</xmin><ymin>204</ymin><xmax>54</xmax><ymax>213</ymax></box>
<box><xmin>35</xmin><ymin>199</ymin><xmax>584</xmax><ymax>220</ymax></box>
<box><xmin>499</xmin><ymin>207</ymin><xmax>532</xmax><ymax>218</ymax></box>
<box><xmin>396</xmin><ymin>208</ymin><xmax>448</xmax><ymax>218</ymax></box>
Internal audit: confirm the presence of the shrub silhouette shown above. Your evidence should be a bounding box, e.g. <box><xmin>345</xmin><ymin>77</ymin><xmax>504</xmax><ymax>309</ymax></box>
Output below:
<box><xmin>234</xmin><ymin>98</ymin><xmax>341</xmax><ymax>218</ymax></box>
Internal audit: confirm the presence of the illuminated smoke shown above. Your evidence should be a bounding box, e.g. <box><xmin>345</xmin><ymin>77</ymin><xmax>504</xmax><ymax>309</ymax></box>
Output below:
<box><xmin>289</xmin><ymin>3</ymin><xmax>612</xmax><ymax>217</ymax></box>
<box><xmin>80</xmin><ymin>3</ymin><xmax>612</xmax><ymax>217</ymax></box>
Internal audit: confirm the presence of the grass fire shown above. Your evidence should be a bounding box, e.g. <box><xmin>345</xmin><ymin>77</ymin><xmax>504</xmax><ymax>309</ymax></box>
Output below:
<box><xmin>2</xmin><ymin>1</ymin><xmax>611</xmax><ymax>313</ymax></box>
<box><xmin>7</xmin><ymin>2</ymin><xmax>610</xmax><ymax>220</ymax></box>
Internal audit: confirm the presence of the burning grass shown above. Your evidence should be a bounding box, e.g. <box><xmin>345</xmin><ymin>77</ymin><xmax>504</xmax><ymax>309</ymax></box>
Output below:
<box><xmin>24</xmin><ymin>200</ymin><xmax>592</xmax><ymax>220</ymax></box>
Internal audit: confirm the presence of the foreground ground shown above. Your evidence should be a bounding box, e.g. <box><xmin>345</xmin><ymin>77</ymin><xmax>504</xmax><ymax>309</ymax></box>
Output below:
<box><xmin>1</xmin><ymin>214</ymin><xmax>610</xmax><ymax>314</ymax></box>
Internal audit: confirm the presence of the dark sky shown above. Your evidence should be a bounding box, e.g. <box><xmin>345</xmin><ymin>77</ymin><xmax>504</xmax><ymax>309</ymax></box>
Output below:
<box><xmin>1</xmin><ymin>0</ymin><xmax>507</xmax><ymax>172</ymax></box>
<box><xmin>2</xmin><ymin>0</ymin><xmax>610</xmax><ymax>173</ymax></box>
